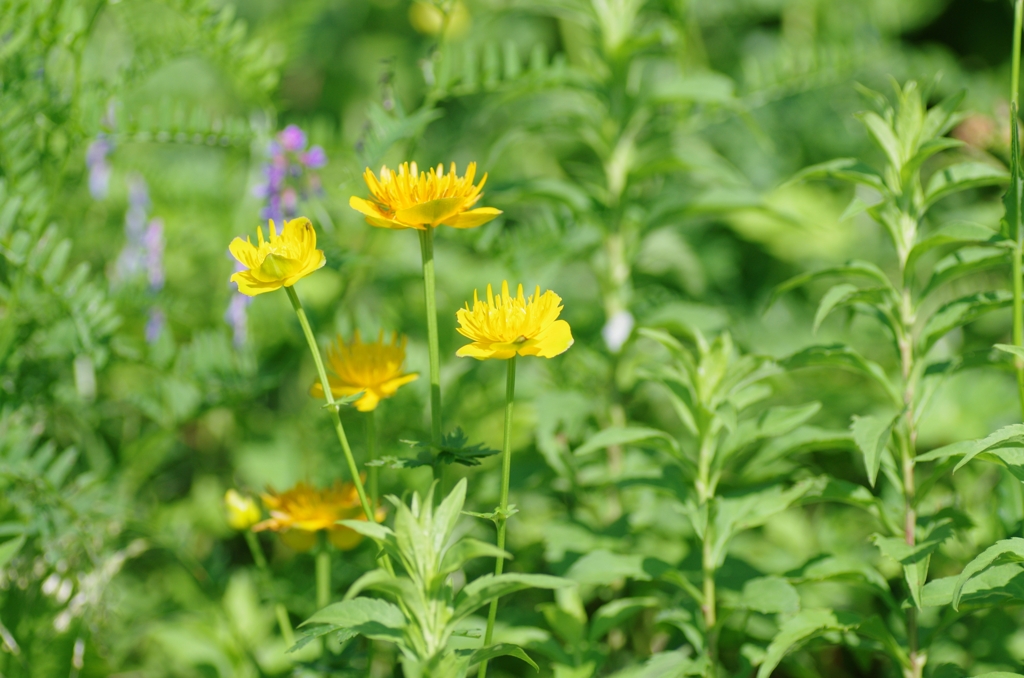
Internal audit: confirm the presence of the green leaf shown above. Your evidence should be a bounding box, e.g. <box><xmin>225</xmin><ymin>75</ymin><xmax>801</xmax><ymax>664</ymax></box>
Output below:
<box><xmin>953</xmin><ymin>538</ymin><xmax>1024</xmax><ymax>610</ymax></box>
<box><xmin>303</xmin><ymin>597</ymin><xmax>405</xmax><ymax>635</ymax></box>
<box><xmin>565</xmin><ymin>550</ymin><xmax>650</xmax><ymax>586</ymax></box>
<box><xmin>719</xmin><ymin>402</ymin><xmax>821</xmax><ymax>464</ymax></box>
<box><xmin>917</xmin><ymin>423</ymin><xmax>1024</xmax><ymax>471</ymax></box>
<box><xmin>920</xmin><ymin>290</ymin><xmax>1013</xmax><ymax>354</ymax></box>
<box><xmin>904</xmin><ymin>221</ymin><xmax>999</xmax><ymax>283</ymax></box>
<box><xmin>589</xmin><ymin>597</ymin><xmax>660</xmax><ymax>642</ymax></box>
<box><xmin>453</xmin><ymin>573</ymin><xmax>573</xmax><ymax>622</ymax></box>
<box><xmin>851</xmin><ymin>412</ymin><xmax>900</xmax><ymax>487</ymax></box>
<box><xmin>812</xmin><ymin>283</ymin><xmax>859</xmax><ymax>332</ymax></box>
<box><xmin>766</xmin><ymin>260</ymin><xmax>894</xmax><ymax>311</ymax></box>
<box><xmin>466</xmin><ymin>643</ymin><xmax>539</xmax><ymax>672</ymax></box>
<box><xmin>784</xmin><ymin>158</ymin><xmax>887</xmax><ymax>192</ymax></box>
<box><xmin>401</xmin><ymin>428</ymin><xmax>499</xmax><ymax>468</ymax></box>
<box><xmin>573</xmin><ymin>426</ymin><xmax>679</xmax><ymax>458</ymax></box>
<box><xmin>0</xmin><ymin>535</ymin><xmax>25</xmax><ymax>569</ymax></box>
<box><xmin>924</xmin><ymin>162</ymin><xmax>1009</xmax><ymax>209</ymax></box>
<box><xmin>856</xmin><ymin>111</ymin><xmax>903</xmax><ymax>173</ymax></box>
<box><xmin>874</xmin><ymin>520</ymin><xmax>955</xmax><ymax>609</ymax></box>
<box><xmin>921</xmin><ymin>249</ymin><xmax>1009</xmax><ymax>299</ymax></box>
<box><xmin>756</xmin><ymin>608</ymin><xmax>857</xmax><ymax>678</ymax></box>
<box><xmin>748</xmin><ymin>427</ymin><xmax>855</xmax><ymax>470</ymax></box>
<box><xmin>995</xmin><ymin>344</ymin><xmax>1024</xmax><ymax>362</ymax></box>
<box><xmin>779</xmin><ymin>345</ymin><xmax>900</xmax><ymax>406</ymax></box>
<box><xmin>790</xmin><ymin>555</ymin><xmax>895</xmax><ymax>609</ymax></box>
<box><xmin>440</xmin><ymin>538</ymin><xmax>510</xmax><ymax>576</ymax></box>
<box><xmin>739</xmin><ymin>576</ymin><xmax>800</xmax><ymax>614</ymax></box>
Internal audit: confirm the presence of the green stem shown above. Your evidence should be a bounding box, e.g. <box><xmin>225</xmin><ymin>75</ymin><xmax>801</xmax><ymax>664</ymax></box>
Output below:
<box><xmin>366</xmin><ymin>410</ymin><xmax>378</xmax><ymax>509</ymax></box>
<box><xmin>244</xmin><ymin>531</ymin><xmax>295</xmax><ymax>647</ymax></box>
<box><xmin>285</xmin><ymin>286</ymin><xmax>374</xmax><ymax>521</ymax></box>
<box><xmin>477</xmin><ymin>356</ymin><xmax>517</xmax><ymax>678</ymax></box>
<box><xmin>418</xmin><ymin>227</ymin><xmax>445</xmax><ymax>492</ymax></box>
<box><xmin>316</xmin><ymin>548</ymin><xmax>331</xmax><ymax>611</ymax></box>
<box><xmin>695</xmin><ymin>430</ymin><xmax>717</xmax><ymax>677</ymax></box>
<box><xmin>1013</xmin><ymin>0</ymin><xmax>1024</xmax><ymax>420</ymax></box>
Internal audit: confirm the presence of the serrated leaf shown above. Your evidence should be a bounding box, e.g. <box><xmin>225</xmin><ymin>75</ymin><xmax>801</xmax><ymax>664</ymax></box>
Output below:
<box><xmin>851</xmin><ymin>412</ymin><xmax>899</xmax><ymax>487</ymax></box>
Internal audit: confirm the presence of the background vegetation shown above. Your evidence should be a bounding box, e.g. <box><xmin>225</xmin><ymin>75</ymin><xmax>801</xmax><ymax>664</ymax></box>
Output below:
<box><xmin>4</xmin><ymin>0</ymin><xmax>1024</xmax><ymax>676</ymax></box>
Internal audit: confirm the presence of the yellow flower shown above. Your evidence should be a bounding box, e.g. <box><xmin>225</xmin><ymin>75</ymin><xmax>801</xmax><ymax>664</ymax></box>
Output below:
<box><xmin>310</xmin><ymin>330</ymin><xmax>419</xmax><ymax>412</ymax></box>
<box><xmin>228</xmin><ymin>217</ymin><xmax>326</xmax><ymax>296</ymax></box>
<box><xmin>349</xmin><ymin>162</ymin><xmax>502</xmax><ymax>230</ymax></box>
<box><xmin>224</xmin><ymin>489</ymin><xmax>261</xmax><ymax>530</ymax></box>
<box><xmin>456</xmin><ymin>281</ymin><xmax>574</xmax><ymax>360</ymax></box>
<box><xmin>253</xmin><ymin>481</ymin><xmax>383</xmax><ymax>552</ymax></box>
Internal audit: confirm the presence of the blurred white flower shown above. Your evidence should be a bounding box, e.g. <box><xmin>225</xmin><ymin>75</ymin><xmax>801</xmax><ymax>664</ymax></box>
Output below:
<box><xmin>602</xmin><ymin>310</ymin><xmax>634</xmax><ymax>353</ymax></box>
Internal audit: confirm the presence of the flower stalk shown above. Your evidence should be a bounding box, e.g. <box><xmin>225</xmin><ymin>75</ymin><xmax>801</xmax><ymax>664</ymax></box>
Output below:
<box><xmin>285</xmin><ymin>286</ymin><xmax>374</xmax><ymax>522</ymax></box>
<box><xmin>1011</xmin><ymin>0</ymin><xmax>1024</xmax><ymax>420</ymax></box>
<box><xmin>243</xmin><ymin>530</ymin><xmax>296</xmax><ymax>647</ymax></box>
<box><xmin>418</xmin><ymin>227</ymin><xmax>444</xmax><ymax>478</ymax></box>
<box><xmin>477</xmin><ymin>355</ymin><xmax>517</xmax><ymax>678</ymax></box>
<box><xmin>366</xmin><ymin>410</ymin><xmax>378</xmax><ymax>508</ymax></box>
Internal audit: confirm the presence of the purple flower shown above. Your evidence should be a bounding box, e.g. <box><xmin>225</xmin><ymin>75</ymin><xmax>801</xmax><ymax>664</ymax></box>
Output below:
<box><xmin>301</xmin><ymin>146</ymin><xmax>327</xmax><ymax>169</ymax></box>
<box><xmin>145</xmin><ymin>308</ymin><xmax>165</xmax><ymax>344</ymax></box>
<box><xmin>86</xmin><ymin>137</ymin><xmax>113</xmax><ymax>199</ymax></box>
<box><xmin>278</xmin><ymin>125</ymin><xmax>307</xmax><ymax>153</ymax></box>
<box><xmin>225</xmin><ymin>294</ymin><xmax>251</xmax><ymax>347</ymax></box>
<box><xmin>282</xmin><ymin>188</ymin><xmax>298</xmax><ymax>217</ymax></box>
<box><xmin>144</xmin><ymin>218</ymin><xmax>164</xmax><ymax>291</ymax></box>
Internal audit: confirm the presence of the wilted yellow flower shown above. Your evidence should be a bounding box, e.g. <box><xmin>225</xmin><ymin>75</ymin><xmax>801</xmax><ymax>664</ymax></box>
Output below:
<box><xmin>228</xmin><ymin>217</ymin><xmax>325</xmax><ymax>296</ymax></box>
<box><xmin>253</xmin><ymin>481</ymin><xmax>383</xmax><ymax>552</ymax></box>
<box><xmin>310</xmin><ymin>330</ymin><xmax>419</xmax><ymax>412</ymax></box>
<box><xmin>224</xmin><ymin>489</ymin><xmax>261</xmax><ymax>530</ymax></box>
<box><xmin>456</xmin><ymin>281</ymin><xmax>574</xmax><ymax>360</ymax></box>
<box><xmin>349</xmin><ymin>162</ymin><xmax>501</xmax><ymax>231</ymax></box>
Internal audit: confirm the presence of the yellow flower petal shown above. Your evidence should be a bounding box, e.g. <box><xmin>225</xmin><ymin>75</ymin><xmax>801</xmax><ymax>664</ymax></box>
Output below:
<box><xmin>228</xmin><ymin>217</ymin><xmax>325</xmax><ymax>296</ymax></box>
<box><xmin>455</xmin><ymin>281</ymin><xmax>573</xmax><ymax>361</ymax></box>
<box><xmin>443</xmin><ymin>207</ymin><xmax>503</xmax><ymax>229</ymax></box>
<box><xmin>350</xmin><ymin>162</ymin><xmax>498</xmax><ymax>231</ymax></box>
<box><xmin>310</xmin><ymin>331</ymin><xmax>416</xmax><ymax>409</ymax></box>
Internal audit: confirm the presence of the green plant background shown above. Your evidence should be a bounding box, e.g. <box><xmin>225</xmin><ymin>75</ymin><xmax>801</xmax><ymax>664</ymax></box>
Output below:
<box><xmin>4</xmin><ymin>0</ymin><xmax>1024</xmax><ymax>676</ymax></box>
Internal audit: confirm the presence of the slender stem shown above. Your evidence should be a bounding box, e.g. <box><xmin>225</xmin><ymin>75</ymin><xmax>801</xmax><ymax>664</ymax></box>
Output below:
<box><xmin>1013</xmin><ymin>0</ymin><xmax>1022</xmax><ymax>110</ymax></box>
<box><xmin>418</xmin><ymin>227</ymin><xmax>446</xmax><ymax>499</ymax></box>
<box><xmin>477</xmin><ymin>356</ymin><xmax>517</xmax><ymax>678</ymax></box>
<box><xmin>899</xmin><ymin>277</ymin><xmax>921</xmax><ymax>678</ymax></box>
<box><xmin>366</xmin><ymin>410</ymin><xmax>378</xmax><ymax>508</ymax></box>
<box><xmin>417</xmin><ymin>228</ymin><xmax>444</xmax><ymax>477</ymax></box>
<box><xmin>244</xmin><ymin>531</ymin><xmax>295</xmax><ymax>647</ymax></box>
<box><xmin>696</xmin><ymin>429</ymin><xmax>717</xmax><ymax>677</ymax></box>
<box><xmin>1012</xmin><ymin>0</ymin><xmax>1024</xmax><ymax>419</ymax></box>
<box><xmin>285</xmin><ymin>286</ymin><xmax>374</xmax><ymax>521</ymax></box>
<box><xmin>316</xmin><ymin>548</ymin><xmax>331</xmax><ymax>611</ymax></box>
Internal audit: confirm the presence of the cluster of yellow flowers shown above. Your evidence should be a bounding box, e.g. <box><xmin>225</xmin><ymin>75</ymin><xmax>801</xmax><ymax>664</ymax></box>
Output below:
<box><xmin>223</xmin><ymin>160</ymin><xmax>573</xmax><ymax>555</ymax></box>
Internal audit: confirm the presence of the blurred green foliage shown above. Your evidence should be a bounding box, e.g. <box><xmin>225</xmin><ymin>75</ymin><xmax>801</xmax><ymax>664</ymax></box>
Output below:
<box><xmin>5</xmin><ymin>0</ymin><xmax>1024</xmax><ymax>676</ymax></box>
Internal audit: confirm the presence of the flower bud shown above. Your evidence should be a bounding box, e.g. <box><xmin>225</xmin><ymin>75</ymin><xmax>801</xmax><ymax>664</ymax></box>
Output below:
<box><xmin>224</xmin><ymin>489</ymin><xmax>261</xmax><ymax>530</ymax></box>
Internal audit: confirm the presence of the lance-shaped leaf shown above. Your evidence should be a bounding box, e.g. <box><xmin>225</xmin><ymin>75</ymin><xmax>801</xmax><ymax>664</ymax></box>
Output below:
<box><xmin>920</xmin><ymin>290</ymin><xmax>1014</xmax><ymax>354</ymax></box>
<box><xmin>298</xmin><ymin>597</ymin><xmax>406</xmax><ymax>648</ymax></box>
<box><xmin>812</xmin><ymin>284</ymin><xmax>894</xmax><ymax>334</ymax></box>
<box><xmin>856</xmin><ymin>111</ymin><xmax>903</xmax><ymax>174</ymax></box>
<box><xmin>765</xmin><ymin>260</ymin><xmax>894</xmax><ymax>311</ymax></box>
<box><xmin>924</xmin><ymin>162</ymin><xmax>1009</xmax><ymax>209</ymax></box>
<box><xmin>738</xmin><ymin>576</ymin><xmax>800</xmax><ymax>614</ymax></box>
<box><xmin>756</xmin><ymin>608</ymin><xmax>858</xmax><ymax>678</ymax></box>
<box><xmin>463</xmin><ymin>643</ymin><xmax>539</xmax><ymax>672</ymax></box>
<box><xmin>904</xmin><ymin>221</ymin><xmax>1001</xmax><ymax>284</ymax></box>
<box><xmin>952</xmin><ymin>538</ymin><xmax>1024</xmax><ymax>610</ymax></box>
<box><xmin>589</xmin><ymin>597</ymin><xmax>661</xmax><ymax>642</ymax></box>
<box><xmin>780</xmin><ymin>344</ymin><xmax>901</xmax><ymax>406</ymax></box>
<box><xmin>746</xmin><ymin>427</ymin><xmax>855</xmax><ymax>472</ymax></box>
<box><xmin>440</xmin><ymin>539</ymin><xmax>510</xmax><ymax>577</ymax></box>
<box><xmin>918</xmin><ymin>423</ymin><xmax>1024</xmax><ymax>472</ymax></box>
<box><xmin>452</xmin><ymin>573</ymin><xmax>573</xmax><ymax>622</ymax></box>
<box><xmin>789</xmin><ymin>555</ymin><xmax>896</xmax><ymax>611</ymax></box>
<box><xmin>851</xmin><ymin>411</ymin><xmax>900</xmax><ymax>487</ymax></box>
<box><xmin>718</xmin><ymin>402</ymin><xmax>821</xmax><ymax>465</ymax></box>
<box><xmin>874</xmin><ymin>519</ymin><xmax>955</xmax><ymax>609</ymax></box>
<box><xmin>573</xmin><ymin>426</ymin><xmax>679</xmax><ymax>458</ymax></box>
<box><xmin>920</xmin><ymin>248</ymin><xmax>1010</xmax><ymax>300</ymax></box>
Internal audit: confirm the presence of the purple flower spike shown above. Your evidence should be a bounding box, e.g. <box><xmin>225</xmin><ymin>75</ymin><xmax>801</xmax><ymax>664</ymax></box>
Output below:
<box><xmin>145</xmin><ymin>308</ymin><xmax>165</xmax><ymax>344</ymax></box>
<box><xmin>225</xmin><ymin>292</ymin><xmax>251</xmax><ymax>347</ymax></box>
<box><xmin>279</xmin><ymin>125</ymin><xmax>307</xmax><ymax>153</ymax></box>
<box><xmin>144</xmin><ymin>218</ymin><xmax>164</xmax><ymax>291</ymax></box>
<box><xmin>86</xmin><ymin>137</ymin><xmax>113</xmax><ymax>200</ymax></box>
<box><xmin>301</xmin><ymin>146</ymin><xmax>327</xmax><ymax>169</ymax></box>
